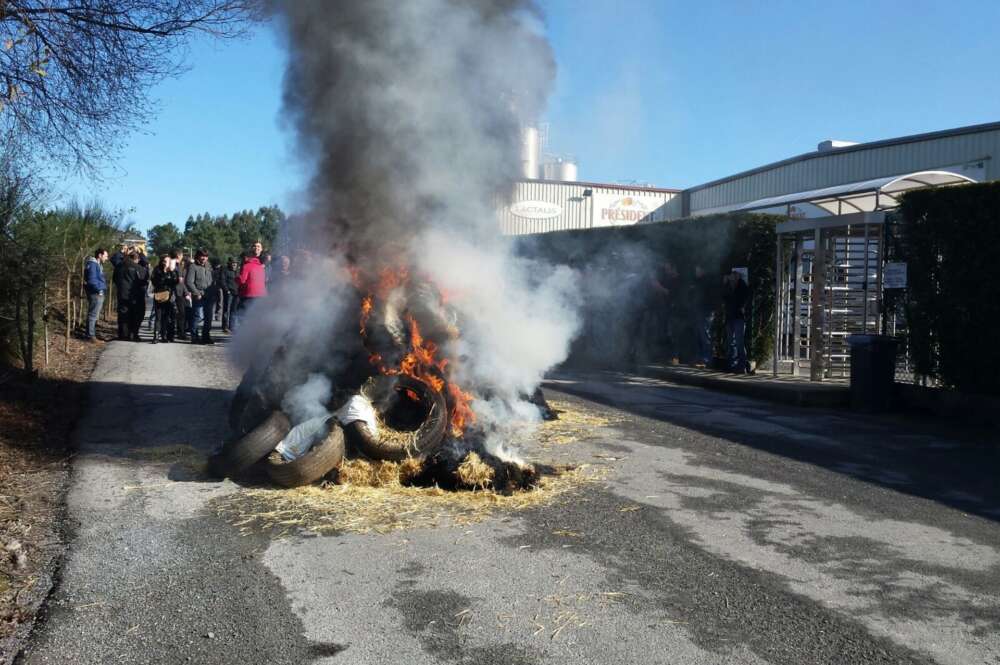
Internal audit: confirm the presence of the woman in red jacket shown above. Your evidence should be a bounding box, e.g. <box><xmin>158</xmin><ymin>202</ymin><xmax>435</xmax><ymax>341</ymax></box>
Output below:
<box><xmin>233</xmin><ymin>241</ymin><xmax>267</xmax><ymax>330</ymax></box>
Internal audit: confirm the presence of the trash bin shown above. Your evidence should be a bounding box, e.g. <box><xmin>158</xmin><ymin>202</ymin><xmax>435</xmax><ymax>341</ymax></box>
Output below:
<box><xmin>847</xmin><ymin>335</ymin><xmax>899</xmax><ymax>412</ymax></box>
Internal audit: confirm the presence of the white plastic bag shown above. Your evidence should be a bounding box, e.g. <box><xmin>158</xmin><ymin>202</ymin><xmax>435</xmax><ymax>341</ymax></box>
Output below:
<box><xmin>334</xmin><ymin>395</ymin><xmax>378</xmax><ymax>436</ymax></box>
<box><xmin>274</xmin><ymin>415</ymin><xmax>331</xmax><ymax>461</ymax></box>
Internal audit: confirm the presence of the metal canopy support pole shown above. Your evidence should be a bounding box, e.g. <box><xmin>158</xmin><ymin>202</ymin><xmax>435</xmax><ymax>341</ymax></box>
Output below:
<box><xmin>876</xmin><ymin>224</ymin><xmax>885</xmax><ymax>335</ymax></box>
<box><xmin>862</xmin><ymin>222</ymin><xmax>870</xmax><ymax>332</ymax></box>
<box><xmin>774</xmin><ymin>232</ymin><xmax>782</xmax><ymax>377</ymax></box>
<box><xmin>791</xmin><ymin>236</ymin><xmax>801</xmax><ymax>377</ymax></box>
<box><xmin>809</xmin><ymin>227</ymin><xmax>827</xmax><ymax>381</ymax></box>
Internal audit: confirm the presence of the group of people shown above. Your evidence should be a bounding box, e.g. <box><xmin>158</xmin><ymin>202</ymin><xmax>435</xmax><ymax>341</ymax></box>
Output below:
<box><xmin>82</xmin><ymin>240</ymin><xmax>283</xmax><ymax>344</ymax></box>
<box><xmin>633</xmin><ymin>262</ymin><xmax>752</xmax><ymax>374</ymax></box>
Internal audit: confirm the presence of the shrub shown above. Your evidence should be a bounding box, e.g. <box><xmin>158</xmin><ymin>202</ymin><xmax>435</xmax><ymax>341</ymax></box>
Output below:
<box><xmin>898</xmin><ymin>182</ymin><xmax>1000</xmax><ymax>395</ymax></box>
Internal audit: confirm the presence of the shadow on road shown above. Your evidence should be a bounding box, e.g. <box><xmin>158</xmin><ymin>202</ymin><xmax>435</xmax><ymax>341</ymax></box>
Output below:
<box><xmin>546</xmin><ymin>369</ymin><xmax>1000</xmax><ymax>524</ymax></box>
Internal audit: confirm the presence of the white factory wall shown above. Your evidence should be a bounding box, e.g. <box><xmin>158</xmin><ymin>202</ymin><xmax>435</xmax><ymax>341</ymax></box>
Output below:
<box><xmin>498</xmin><ymin>180</ymin><xmax>679</xmax><ymax>235</ymax></box>
<box><xmin>685</xmin><ymin>122</ymin><xmax>1000</xmax><ymax>216</ymax></box>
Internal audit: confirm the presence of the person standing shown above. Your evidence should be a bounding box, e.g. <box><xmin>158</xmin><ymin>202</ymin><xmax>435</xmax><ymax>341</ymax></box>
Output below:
<box><xmin>219</xmin><ymin>257</ymin><xmax>239</xmax><ymax>333</ymax></box>
<box><xmin>724</xmin><ymin>270</ymin><xmax>751</xmax><ymax>374</ymax></box>
<box><xmin>261</xmin><ymin>250</ymin><xmax>273</xmax><ymax>289</ymax></box>
<box><xmin>235</xmin><ymin>241</ymin><xmax>267</xmax><ymax>326</ymax></box>
<box><xmin>130</xmin><ymin>254</ymin><xmax>149</xmax><ymax>339</ymax></box>
<box><xmin>185</xmin><ymin>249</ymin><xmax>216</xmax><ymax>344</ymax></box>
<box><xmin>150</xmin><ymin>255</ymin><xmax>178</xmax><ymax>343</ymax></box>
<box><xmin>113</xmin><ymin>251</ymin><xmax>146</xmax><ymax>341</ymax></box>
<box><xmin>83</xmin><ymin>248</ymin><xmax>109</xmax><ymax>342</ymax></box>
<box><xmin>271</xmin><ymin>255</ymin><xmax>292</xmax><ymax>293</ymax></box>
<box><xmin>170</xmin><ymin>251</ymin><xmax>190</xmax><ymax>340</ymax></box>
<box><xmin>649</xmin><ymin>260</ymin><xmax>680</xmax><ymax>364</ymax></box>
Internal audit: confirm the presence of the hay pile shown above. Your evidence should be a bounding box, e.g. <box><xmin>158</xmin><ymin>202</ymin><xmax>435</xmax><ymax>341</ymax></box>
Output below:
<box><xmin>335</xmin><ymin>458</ymin><xmax>424</xmax><ymax>486</ymax></box>
<box><xmin>455</xmin><ymin>452</ymin><xmax>494</xmax><ymax>489</ymax></box>
<box><xmin>215</xmin><ymin>458</ymin><xmax>602</xmax><ymax>536</ymax></box>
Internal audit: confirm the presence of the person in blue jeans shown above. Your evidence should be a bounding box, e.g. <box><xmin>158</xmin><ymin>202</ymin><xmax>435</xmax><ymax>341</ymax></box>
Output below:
<box><xmin>83</xmin><ymin>248</ymin><xmax>109</xmax><ymax>341</ymax></box>
<box><xmin>723</xmin><ymin>270</ymin><xmax>750</xmax><ymax>373</ymax></box>
<box><xmin>185</xmin><ymin>249</ymin><xmax>216</xmax><ymax>344</ymax></box>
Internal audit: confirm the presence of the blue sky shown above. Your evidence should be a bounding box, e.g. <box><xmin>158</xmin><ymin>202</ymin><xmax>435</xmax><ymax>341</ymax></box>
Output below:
<box><xmin>61</xmin><ymin>0</ymin><xmax>1000</xmax><ymax>232</ymax></box>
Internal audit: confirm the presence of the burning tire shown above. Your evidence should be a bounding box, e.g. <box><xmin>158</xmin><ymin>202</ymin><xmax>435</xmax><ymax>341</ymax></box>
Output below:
<box><xmin>265</xmin><ymin>422</ymin><xmax>346</xmax><ymax>488</ymax></box>
<box><xmin>229</xmin><ymin>386</ymin><xmax>273</xmax><ymax>438</ymax></box>
<box><xmin>346</xmin><ymin>375</ymin><xmax>448</xmax><ymax>461</ymax></box>
<box><xmin>216</xmin><ymin>410</ymin><xmax>291</xmax><ymax>477</ymax></box>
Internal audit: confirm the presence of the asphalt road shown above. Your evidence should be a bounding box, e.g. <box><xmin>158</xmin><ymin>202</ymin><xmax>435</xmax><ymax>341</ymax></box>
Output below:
<box><xmin>15</xmin><ymin>337</ymin><xmax>1000</xmax><ymax>664</ymax></box>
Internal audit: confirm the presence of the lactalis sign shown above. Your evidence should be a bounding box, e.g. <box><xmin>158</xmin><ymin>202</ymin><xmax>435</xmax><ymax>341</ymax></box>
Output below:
<box><xmin>592</xmin><ymin>193</ymin><xmax>666</xmax><ymax>227</ymax></box>
<box><xmin>509</xmin><ymin>200</ymin><xmax>563</xmax><ymax>220</ymax></box>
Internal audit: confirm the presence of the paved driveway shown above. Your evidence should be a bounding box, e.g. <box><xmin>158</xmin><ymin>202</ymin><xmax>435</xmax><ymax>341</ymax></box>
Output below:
<box><xmin>17</xmin><ymin>345</ymin><xmax>1000</xmax><ymax>664</ymax></box>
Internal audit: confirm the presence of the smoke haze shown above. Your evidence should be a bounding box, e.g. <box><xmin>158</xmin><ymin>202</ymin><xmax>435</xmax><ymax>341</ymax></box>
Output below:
<box><xmin>246</xmin><ymin>0</ymin><xmax>579</xmax><ymax>453</ymax></box>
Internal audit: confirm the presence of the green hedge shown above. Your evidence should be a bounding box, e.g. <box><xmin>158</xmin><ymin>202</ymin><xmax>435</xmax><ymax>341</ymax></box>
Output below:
<box><xmin>899</xmin><ymin>181</ymin><xmax>1000</xmax><ymax>396</ymax></box>
<box><xmin>515</xmin><ymin>213</ymin><xmax>779</xmax><ymax>367</ymax></box>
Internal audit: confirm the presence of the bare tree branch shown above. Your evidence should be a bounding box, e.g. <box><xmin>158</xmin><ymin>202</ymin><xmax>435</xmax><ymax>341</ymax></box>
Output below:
<box><xmin>0</xmin><ymin>0</ymin><xmax>261</xmax><ymax>173</ymax></box>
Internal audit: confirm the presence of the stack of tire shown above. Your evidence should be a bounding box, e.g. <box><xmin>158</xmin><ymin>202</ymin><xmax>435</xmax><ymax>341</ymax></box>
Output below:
<box><xmin>216</xmin><ymin>368</ymin><xmax>449</xmax><ymax>487</ymax></box>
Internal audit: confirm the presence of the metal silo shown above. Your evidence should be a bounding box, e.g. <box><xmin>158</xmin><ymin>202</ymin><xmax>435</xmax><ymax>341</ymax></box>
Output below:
<box><xmin>559</xmin><ymin>158</ymin><xmax>578</xmax><ymax>182</ymax></box>
<box><xmin>520</xmin><ymin>126</ymin><xmax>540</xmax><ymax>179</ymax></box>
<box><xmin>541</xmin><ymin>156</ymin><xmax>579</xmax><ymax>182</ymax></box>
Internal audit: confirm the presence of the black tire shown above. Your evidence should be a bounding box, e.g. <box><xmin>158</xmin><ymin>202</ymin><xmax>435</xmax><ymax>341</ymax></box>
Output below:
<box><xmin>229</xmin><ymin>388</ymin><xmax>272</xmax><ymax>438</ymax></box>
<box><xmin>217</xmin><ymin>410</ymin><xmax>291</xmax><ymax>477</ymax></box>
<box><xmin>228</xmin><ymin>360</ymin><xmax>269</xmax><ymax>434</ymax></box>
<box><xmin>228</xmin><ymin>373</ymin><xmax>255</xmax><ymax>432</ymax></box>
<box><xmin>345</xmin><ymin>375</ymin><xmax>448</xmax><ymax>461</ymax></box>
<box><xmin>265</xmin><ymin>421</ymin><xmax>346</xmax><ymax>488</ymax></box>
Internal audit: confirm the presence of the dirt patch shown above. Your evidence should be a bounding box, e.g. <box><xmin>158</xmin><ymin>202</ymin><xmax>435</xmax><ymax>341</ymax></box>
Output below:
<box><xmin>0</xmin><ymin>324</ymin><xmax>108</xmax><ymax>664</ymax></box>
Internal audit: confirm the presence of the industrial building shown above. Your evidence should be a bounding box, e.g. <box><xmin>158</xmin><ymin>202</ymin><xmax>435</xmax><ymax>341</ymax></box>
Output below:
<box><xmin>498</xmin><ymin>124</ymin><xmax>680</xmax><ymax>235</ymax></box>
<box><xmin>502</xmin><ymin>120</ymin><xmax>999</xmax><ymax>234</ymax></box>
<box><xmin>497</xmin><ymin>179</ymin><xmax>679</xmax><ymax>235</ymax></box>
<box><xmin>503</xmin><ymin>119</ymin><xmax>1000</xmax><ymax>381</ymax></box>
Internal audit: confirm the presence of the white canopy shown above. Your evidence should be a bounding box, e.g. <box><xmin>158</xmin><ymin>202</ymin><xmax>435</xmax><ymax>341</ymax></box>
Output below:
<box><xmin>720</xmin><ymin>170</ymin><xmax>977</xmax><ymax>216</ymax></box>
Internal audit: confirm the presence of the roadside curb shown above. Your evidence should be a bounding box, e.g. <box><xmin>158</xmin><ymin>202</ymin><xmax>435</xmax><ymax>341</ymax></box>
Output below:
<box><xmin>629</xmin><ymin>364</ymin><xmax>851</xmax><ymax>409</ymax></box>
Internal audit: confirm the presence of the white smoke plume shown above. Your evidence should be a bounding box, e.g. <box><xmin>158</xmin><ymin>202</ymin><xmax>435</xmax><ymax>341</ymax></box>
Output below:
<box><xmin>248</xmin><ymin>0</ymin><xmax>578</xmax><ymax>455</ymax></box>
<box><xmin>281</xmin><ymin>373</ymin><xmax>333</xmax><ymax>425</ymax></box>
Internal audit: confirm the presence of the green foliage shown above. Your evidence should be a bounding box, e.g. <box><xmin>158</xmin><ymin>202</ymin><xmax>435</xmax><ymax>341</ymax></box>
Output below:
<box><xmin>148</xmin><ymin>222</ymin><xmax>183</xmax><ymax>257</ymax></box>
<box><xmin>152</xmin><ymin>205</ymin><xmax>283</xmax><ymax>262</ymax></box>
<box><xmin>515</xmin><ymin>213</ymin><xmax>779</xmax><ymax>366</ymax></box>
<box><xmin>898</xmin><ymin>182</ymin><xmax>1000</xmax><ymax>395</ymax></box>
<box><xmin>0</xmin><ymin>197</ymin><xmax>123</xmax><ymax>370</ymax></box>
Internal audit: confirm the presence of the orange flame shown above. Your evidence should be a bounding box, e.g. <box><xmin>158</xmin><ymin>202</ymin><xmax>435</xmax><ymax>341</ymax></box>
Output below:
<box><xmin>360</xmin><ymin>295</ymin><xmax>373</xmax><ymax>335</ymax></box>
<box><xmin>357</xmin><ymin>266</ymin><xmax>476</xmax><ymax>437</ymax></box>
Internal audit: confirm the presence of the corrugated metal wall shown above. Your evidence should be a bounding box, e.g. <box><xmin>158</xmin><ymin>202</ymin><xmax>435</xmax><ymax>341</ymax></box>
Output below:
<box><xmin>498</xmin><ymin>181</ymin><xmax>678</xmax><ymax>235</ymax></box>
<box><xmin>687</xmin><ymin>126</ymin><xmax>1000</xmax><ymax>215</ymax></box>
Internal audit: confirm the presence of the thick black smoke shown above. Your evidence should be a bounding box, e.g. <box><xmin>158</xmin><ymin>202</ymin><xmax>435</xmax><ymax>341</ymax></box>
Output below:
<box><xmin>272</xmin><ymin>0</ymin><xmax>554</xmax><ymax>259</ymax></box>
<box><xmin>248</xmin><ymin>0</ymin><xmax>578</xmax><ymax>458</ymax></box>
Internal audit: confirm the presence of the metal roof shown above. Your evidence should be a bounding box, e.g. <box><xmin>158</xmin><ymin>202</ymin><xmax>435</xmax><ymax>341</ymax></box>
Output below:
<box><xmin>686</xmin><ymin>120</ymin><xmax>1000</xmax><ymax>194</ymax></box>
<box><xmin>716</xmin><ymin>170</ymin><xmax>977</xmax><ymax>215</ymax></box>
<box><xmin>519</xmin><ymin>178</ymin><xmax>681</xmax><ymax>194</ymax></box>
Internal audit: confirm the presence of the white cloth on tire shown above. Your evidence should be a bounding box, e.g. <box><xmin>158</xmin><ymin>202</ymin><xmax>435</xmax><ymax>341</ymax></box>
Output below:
<box><xmin>334</xmin><ymin>395</ymin><xmax>378</xmax><ymax>436</ymax></box>
<box><xmin>275</xmin><ymin>416</ymin><xmax>331</xmax><ymax>461</ymax></box>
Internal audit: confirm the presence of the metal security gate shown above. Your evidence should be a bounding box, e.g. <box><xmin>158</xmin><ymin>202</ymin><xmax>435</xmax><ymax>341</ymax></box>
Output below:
<box><xmin>774</xmin><ymin>212</ymin><xmax>885</xmax><ymax>379</ymax></box>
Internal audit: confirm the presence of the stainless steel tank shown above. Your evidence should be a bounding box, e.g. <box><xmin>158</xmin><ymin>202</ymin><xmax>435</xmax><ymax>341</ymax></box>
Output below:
<box><xmin>541</xmin><ymin>157</ymin><xmax>578</xmax><ymax>182</ymax></box>
<box><xmin>559</xmin><ymin>158</ymin><xmax>578</xmax><ymax>182</ymax></box>
<box><xmin>520</xmin><ymin>126</ymin><xmax>540</xmax><ymax>179</ymax></box>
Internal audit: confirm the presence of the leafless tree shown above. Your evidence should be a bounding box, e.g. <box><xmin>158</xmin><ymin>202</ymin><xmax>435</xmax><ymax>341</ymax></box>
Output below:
<box><xmin>0</xmin><ymin>0</ymin><xmax>260</xmax><ymax>172</ymax></box>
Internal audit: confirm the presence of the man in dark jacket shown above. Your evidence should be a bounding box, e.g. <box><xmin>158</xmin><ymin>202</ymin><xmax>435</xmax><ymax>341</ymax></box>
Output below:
<box><xmin>723</xmin><ymin>270</ymin><xmax>751</xmax><ymax>374</ymax></box>
<box><xmin>219</xmin><ymin>257</ymin><xmax>239</xmax><ymax>333</ymax></box>
<box><xmin>185</xmin><ymin>249</ymin><xmax>216</xmax><ymax>344</ymax></box>
<box><xmin>113</xmin><ymin>251</ymin><xmax>149</xmax><ymax>341</ymax></box>
<box><xmin>83</xmin><ymin>248</ymin><xmax>109</xmax><ymax>341</ymax></box>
